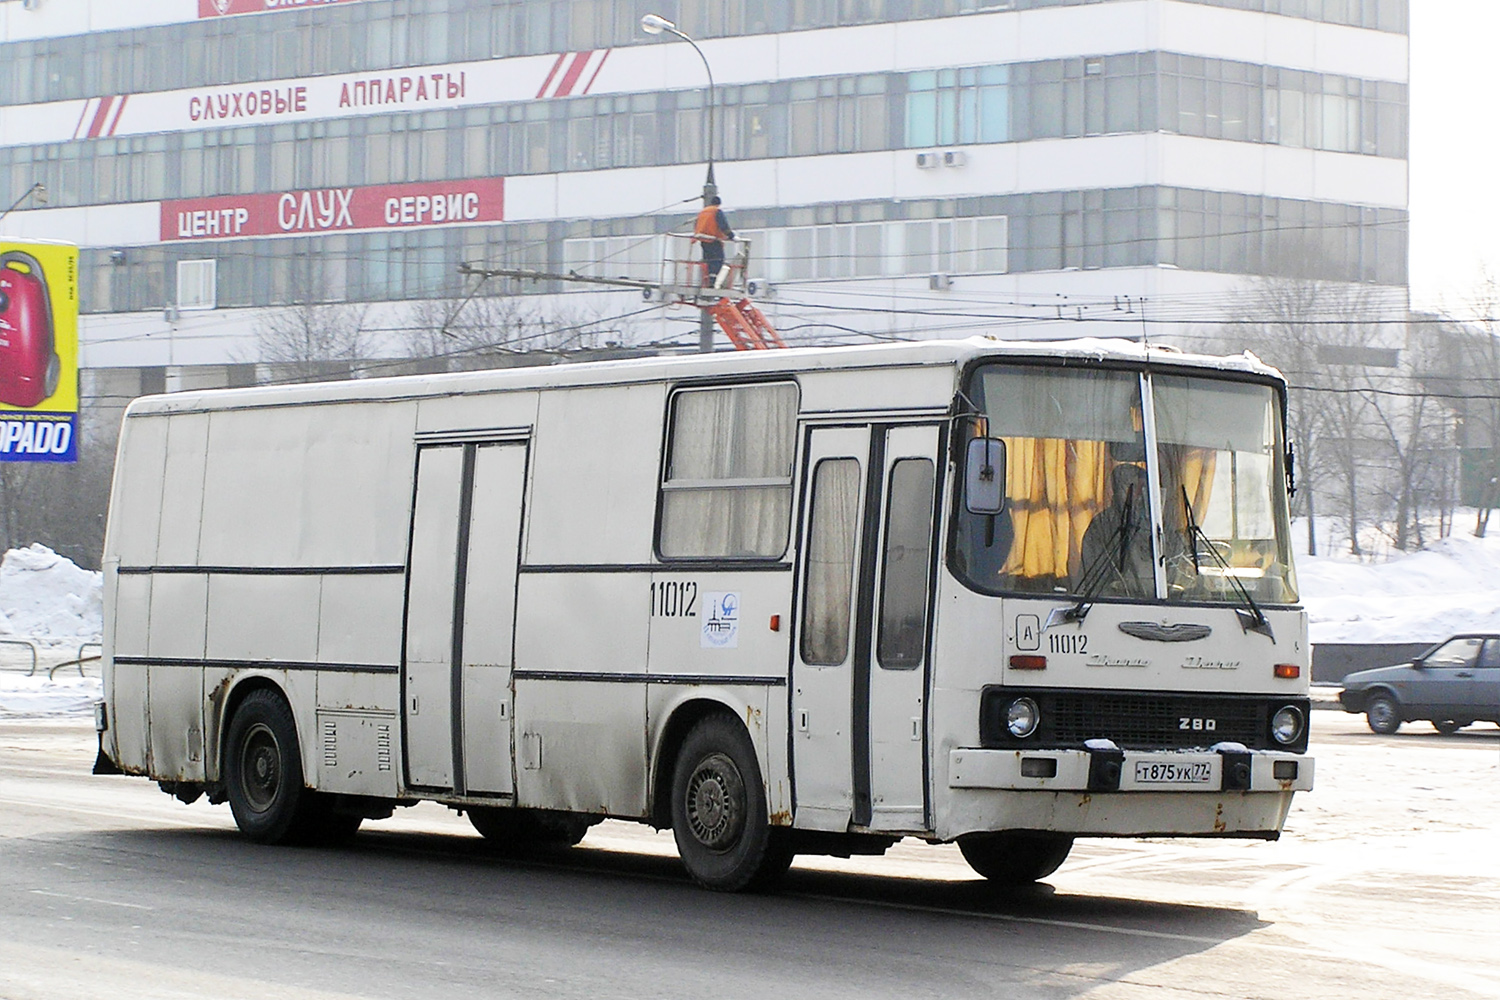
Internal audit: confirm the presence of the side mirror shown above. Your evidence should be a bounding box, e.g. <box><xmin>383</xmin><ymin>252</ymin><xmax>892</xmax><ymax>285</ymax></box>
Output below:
<box><xmin>965</xmin><ymin>437</ymin><xmax>1006</xmax><ymax>515</ymax></box>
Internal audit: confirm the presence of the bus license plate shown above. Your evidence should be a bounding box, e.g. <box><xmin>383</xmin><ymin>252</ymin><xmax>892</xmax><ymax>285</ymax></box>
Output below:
<box><xmin>1132</xmin><ymin>760</ymin><xmax>1214</xmax><ymax>785</ymax></box>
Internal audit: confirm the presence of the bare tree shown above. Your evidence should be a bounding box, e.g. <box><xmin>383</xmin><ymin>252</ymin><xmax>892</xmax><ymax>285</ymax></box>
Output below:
<box><xmin>1218</xmin><ymin>257</ymin><xmax>1464</xmax><ymax>554</ymax></box>
<box><xmin>0</xmin><ymin>409</ymin><xmax>117</xmax><ymax>569</ymax></box>
<box><xmin>254</xmin><ymin>301</ymin><xmax>371</xmax><ymax>382</ymax></box>
<box><xmin>1224</xmin><ymin>269</ymin><xmax>1464</xmax><ymax>556</ymax></box>
<box><xmin>403</xmin><ymin>288</ymin><xmax>641</xmax><ymax>369</ymax></box>
<box><xmin>1315</xmin><ymin>345</ymin><xmax>1382</xmax><ymax>557</ymax></box>
<box><xmin>1362</xmin><ymin>358</ymin><xmax>1453</xmax><ymax>552</ymax></box>
<box><xmin>1445</xmin><ymin>277</ymin><xmax>1500</xmax><ymax>537</ymax></box>
<box><xmin>1220</xmin><ymin>275</ymin><xmax>1388</xmax><ymax>555</ymax></box>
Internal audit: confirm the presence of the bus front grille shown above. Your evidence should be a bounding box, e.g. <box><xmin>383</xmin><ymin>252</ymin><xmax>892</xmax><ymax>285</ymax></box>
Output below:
<box><xmin>978</xmin><ymin>687</ymin><xmax>1309</xmax><ymax>753</ymax></box>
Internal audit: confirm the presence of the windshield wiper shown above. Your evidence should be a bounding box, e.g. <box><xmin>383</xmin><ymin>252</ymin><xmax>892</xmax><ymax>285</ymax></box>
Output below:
<box><xmin>1055</xmin><ymin>484</ymin><xmax>1141</xmax><ymax>626</ymax></box>
<box><xmin>1180</xmin><ymin>485</ymin><xmax>1274</xmax><ymax>641</ymax></box>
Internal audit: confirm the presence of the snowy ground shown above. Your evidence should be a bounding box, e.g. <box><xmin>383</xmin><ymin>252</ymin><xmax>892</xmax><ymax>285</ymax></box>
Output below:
<box><xmin>0</xmin><ymin>673</ymin><xmax>100</xmax><ymax>718</ymax></box>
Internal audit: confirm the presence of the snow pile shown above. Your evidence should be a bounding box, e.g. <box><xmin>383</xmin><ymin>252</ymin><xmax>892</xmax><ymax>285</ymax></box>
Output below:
<box><xmin>1300</xmin><ymin>531</ymin><xmax>1500</xmax><ymax>644</ymax></box>
<box><xmin>0</xmin><ymin>544</ymin><xmax>103</xmax><ymax>641</ymax></box>
<box><xmin>0</xmin><ymin>674</ymin><xmax>101</xmax><ymax>718</ymax></box>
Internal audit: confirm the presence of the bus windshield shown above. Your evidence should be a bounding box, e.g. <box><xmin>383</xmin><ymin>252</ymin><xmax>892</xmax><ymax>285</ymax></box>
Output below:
<box><xmin>954</xmin><ymin>365</ymin><xmax>1151</xmax><ymax>598</ymax></box>
<box><xmin>1154</xmin><ymin>375</ymin><xmax>1298</xmax><ymax>604</ymax></box>
<box><xmin>951</xmin><ymin>363</ymin><xmax>1297</xmax><ymax>605</ymax></box>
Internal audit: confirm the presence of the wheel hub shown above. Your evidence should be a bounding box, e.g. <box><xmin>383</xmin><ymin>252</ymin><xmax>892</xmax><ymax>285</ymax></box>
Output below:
<box><xmin>239</xmin><ymin>723</ymin><xmax>281</xmax><ymax>813</ymax></box>
<box><xmin>685</xmin><ymin>752</ymin><xmax>744</xmax><ymax>852</ymax></box>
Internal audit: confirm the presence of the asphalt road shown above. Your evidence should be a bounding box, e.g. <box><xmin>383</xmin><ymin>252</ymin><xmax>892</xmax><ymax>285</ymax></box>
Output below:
<box><xmin>0</xmin><ymin>713</ymin><xmax>1496</xmax><ymax>1000</ymax></box>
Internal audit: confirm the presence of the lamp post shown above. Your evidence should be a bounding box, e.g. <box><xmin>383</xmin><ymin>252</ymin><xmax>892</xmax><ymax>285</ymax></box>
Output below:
<box><xmin>642</xmin><ymin>13</ymin><xmax>719</xmax><ymax>353</ymax></box>
<box><xmin>0</xmin><ymin>183</ymin><xmax>47</xmax><ymax>225</ymax></box>
<box><xmin>641</xmin><ymin>14</ymin><xmax>716</xmax><ymax>203</ymax></box>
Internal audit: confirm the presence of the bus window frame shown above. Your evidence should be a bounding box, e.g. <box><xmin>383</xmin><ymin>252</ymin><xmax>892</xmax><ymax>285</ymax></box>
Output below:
<box><xmin>652</xmin><ymin>376</ymin><xmax>802</xmax><ymax>565</ymax></box>
<box><xmin>944</xmin><ymin>356</ymin><xmax>1296</xmax><ymax>605</ymax></box>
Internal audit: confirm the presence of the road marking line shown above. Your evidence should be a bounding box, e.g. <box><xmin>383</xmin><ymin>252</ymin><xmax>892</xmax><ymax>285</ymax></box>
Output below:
<box><xmin>0</xmin><ymin>794</ymin><xmax>229</xmax><ymax>830</ymax></box>
<box><xmin>786</xmin><ymin>891</ymin><xmax>1228</xmax><ymax>944</ymax></box>
<box><xmin>30</xmin><ymin>889</ymin><xmax>153</xmax><ymax>910</ymax></box>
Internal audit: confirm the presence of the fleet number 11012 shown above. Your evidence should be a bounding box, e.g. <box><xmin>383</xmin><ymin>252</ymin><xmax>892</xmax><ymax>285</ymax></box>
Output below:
<box><xmin>1048</xmin><ymin>633</ymin><xmax>1088</xmax><ymax>654</ymax></box>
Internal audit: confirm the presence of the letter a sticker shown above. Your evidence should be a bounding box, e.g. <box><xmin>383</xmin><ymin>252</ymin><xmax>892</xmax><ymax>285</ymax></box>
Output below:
<box><xmin>1016</xmin><ymin>614</ymin><xmax>1041</xmax><ymax>652</ymax></box>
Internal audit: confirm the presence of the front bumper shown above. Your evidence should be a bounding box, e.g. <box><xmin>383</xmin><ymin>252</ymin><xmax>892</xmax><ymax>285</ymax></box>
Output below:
<box><xmin>948</xmin><ymin>745</ymin><xmax>1314</xmax><ymax>793</ymax></box>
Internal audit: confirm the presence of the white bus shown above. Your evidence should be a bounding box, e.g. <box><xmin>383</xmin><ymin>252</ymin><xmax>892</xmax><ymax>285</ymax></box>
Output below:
<box><xmin>96</xmin><ymin>338</ymin><xmax>1313</xmax><ymax>891</ymax></box>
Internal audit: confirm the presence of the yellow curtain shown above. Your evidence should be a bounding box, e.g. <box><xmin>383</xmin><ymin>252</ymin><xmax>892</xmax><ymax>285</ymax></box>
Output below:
<box><xmin>1180</xmin><ymin>447</ymin><xmax>1218</xmax><ymax>523</ymax></box>
<box><xmin>1160</xmin><ymin>446</ymin><xmax>1218</xmax><ymax>538</ymax></box>
<box><xmin>1001</xmin><ymin>437</ymin><xmax>1109</xmax><ymax>583</ymax></box>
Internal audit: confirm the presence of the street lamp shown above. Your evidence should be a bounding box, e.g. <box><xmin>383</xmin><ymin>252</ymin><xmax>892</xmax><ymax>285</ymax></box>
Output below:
<box><xmin>642</xmin><ymin>14</ymin><xmax>721</xmax><ymax>352</ymax></box>
<box><xmin>0</xmin><ymin>183</ymin><xmax>47</xmax><ymax>225</ymax></box>
<box><xmin>641</xmin><ymin>14</ymin><xmax>716</xmax><ymax>203</ymax></box>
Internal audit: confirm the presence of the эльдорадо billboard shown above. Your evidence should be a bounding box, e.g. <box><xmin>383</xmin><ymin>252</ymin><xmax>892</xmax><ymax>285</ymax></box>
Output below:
<box><xmin>0</xmin><ymin>240</ymin><xmax>79</xmax><ymax>463</ymax></box>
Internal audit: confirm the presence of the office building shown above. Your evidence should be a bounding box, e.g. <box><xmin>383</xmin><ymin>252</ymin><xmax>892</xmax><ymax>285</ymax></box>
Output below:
<box><xmin>0</xmin><ymin>0</ymin><xmax>1409</xmax><ymax>419</ymax></box>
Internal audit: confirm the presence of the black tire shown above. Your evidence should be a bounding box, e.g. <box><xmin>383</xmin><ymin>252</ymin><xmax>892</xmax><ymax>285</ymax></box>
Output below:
<box><xmin>1433</xmin><ymin>720</ymin><xmax>1463</xmax><ymax>735</ymax></box>
<box><xmin>224</xmin><ymin>688</ymin><xmax>338</xmax><ymax>845</ymax></box>
<box><xmin>468</xmin><ymin>807</ymin><xmax>593</xmax><ymax>852</ymax></box>
<box><xmin>958</xmin><ymin>832</ymin><xmax>1074</xmax><ymax>885</ymax></box>
<box><xmin>670</xmin><ymin>714</ymin><xmax>787</xmax><ymax>892</ymax></box>
<box><xmin>1365</xmin><ymin>694</ymin><xmax>1402</xmax><ymax>735</ymax></box>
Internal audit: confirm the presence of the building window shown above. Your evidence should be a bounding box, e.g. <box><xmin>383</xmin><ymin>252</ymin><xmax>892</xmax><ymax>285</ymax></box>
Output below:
<box><xmin>176</xmin><ymin>259</ymin><xmax>217</xmax><ymax>311</ymax></box>
<box><xmin>562</xmin><ymin>233</ymin><xmax>667</xmax><ymax>283</ymax></box>
<box><xmin>749</xmin><ymin>215</ymin><xmax>1009</xmax><ymax>282</ymax></box>
<box><xmin>657</xmin><ymin>382</ymin><xmax>799</xmax><ymax>560</ymax></box>
<box><xmin>906</xmin><ymin>66</ymin><xmax>1010</xmax><ymax>147</ymax></box>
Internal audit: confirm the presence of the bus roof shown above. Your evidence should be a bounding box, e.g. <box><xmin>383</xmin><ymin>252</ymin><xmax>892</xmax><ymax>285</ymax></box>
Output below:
<box><xmin>123</xmin><ymin>337</ymin><xmax>1284</xmax><ymax>417</ymax></box>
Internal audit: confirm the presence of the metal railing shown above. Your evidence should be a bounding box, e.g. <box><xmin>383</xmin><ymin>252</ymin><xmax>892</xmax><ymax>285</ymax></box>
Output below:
<box><xmin>0</xmin><ymin>637</ymin><xmax>40</xmax><ymax>675</ymax></box>
<box><xmin>661</xmin><ymin>234</ymin><xmax>753</xmax><ymax>299</ymax></box>
<box><xmin>47</xmin><ymin>641</ymin><xmax>102</xmax><ymax>680</ymax></box>
<box><xmin>0</xmin><ymin>637</ymin><xmax>103</xmax><ymax>678</ymax></box>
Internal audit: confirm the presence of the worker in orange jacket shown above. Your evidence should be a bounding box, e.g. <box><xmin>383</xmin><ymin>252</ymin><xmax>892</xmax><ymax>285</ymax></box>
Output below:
<box><xmin>693</xmin><ymin>196</ymin><xmax>734</xmax><ymax>288</ymax></box>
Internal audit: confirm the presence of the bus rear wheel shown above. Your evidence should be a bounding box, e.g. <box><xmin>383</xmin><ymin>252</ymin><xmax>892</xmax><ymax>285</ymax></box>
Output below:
<box><xmin>670</xmin><ymin>715</ymin><xmax>791</xmax><ymax>892</ymax></box>
<box><xmin>225</xmin><ymin>688</ymin><xmax>352</xmax><ymax>845</ymax></box>
<box><xmin>958</xmin><ymin>832</ymin><xmax>1074</xmax><ymax>885</ymax></box>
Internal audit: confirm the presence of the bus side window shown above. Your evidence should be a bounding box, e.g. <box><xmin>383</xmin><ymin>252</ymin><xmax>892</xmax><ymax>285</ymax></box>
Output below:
<box><xmin>878</xmin><ymin>459</ymin><xmax>935</xmax><ymax>669</ymax></box>
<box><xmin>658</xmin><ymin>382</ymin><xmax>799</xmax><ymax>559</ymax></box>
<box><xmin>801</xmin><ymin>458</ymin><xmax>861</xmax><ymax>665</ymax></box>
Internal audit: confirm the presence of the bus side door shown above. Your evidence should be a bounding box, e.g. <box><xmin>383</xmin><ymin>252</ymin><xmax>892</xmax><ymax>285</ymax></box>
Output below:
<box><xmin>791</xmin><ymin>423</ymin><xmax>939</xmax><ymax>833</ymax></box>
<box><xmin>862</xmin><ymin>424</ymin><xmax>940</xmax><ymax>832</ymax></box>
<box><xmin>404</xmin><ymin>441</ymin><xmax>527</xmax><ymax>796</ymax></box>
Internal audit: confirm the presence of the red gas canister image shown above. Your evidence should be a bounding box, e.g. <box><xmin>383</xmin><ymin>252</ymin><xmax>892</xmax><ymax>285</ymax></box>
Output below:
<box><xmin>0</xmin><ymin>251</ymin><xmax>62</xmax><ymax>408</ymax></box>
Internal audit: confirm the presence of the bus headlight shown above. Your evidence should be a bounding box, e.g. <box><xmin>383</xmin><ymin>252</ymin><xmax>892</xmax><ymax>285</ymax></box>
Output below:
<box><xmin>1271</xmin><ymin>705</ymin><xmax>1304</xmax><ymax>745</ymax></box>
<box><xmin>1006</xmin><ymin>697</ymin><xmax>1040</xmax><ymax>739</ymax></box>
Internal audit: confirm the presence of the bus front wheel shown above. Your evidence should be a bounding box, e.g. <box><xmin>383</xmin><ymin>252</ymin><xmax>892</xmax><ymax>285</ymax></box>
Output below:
<box><xmin>670</xmin><ymin>715</ymin><xmax>791</xmax><ymax>891</ymax></box>
<box><xmin>958</xmin><ymin>832</ymin><xmax>1074</xmax><ymax>885</ymax></box>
